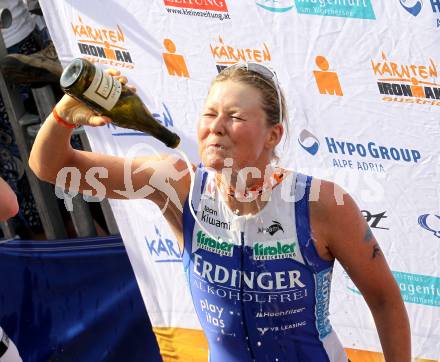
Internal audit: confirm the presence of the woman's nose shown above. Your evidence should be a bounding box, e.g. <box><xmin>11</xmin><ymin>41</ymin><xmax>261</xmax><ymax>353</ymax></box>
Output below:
<box><xmin>209</xmin><ymin>114</ymin><xmax>226</xmax><ymax>135</ymax></box>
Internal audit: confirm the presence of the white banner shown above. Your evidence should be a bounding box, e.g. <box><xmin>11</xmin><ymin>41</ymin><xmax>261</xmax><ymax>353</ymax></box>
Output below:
<box><xmin>40</xmin><ymin>0</ymin><xmax>440</xmax><ymax>360</ymax></box>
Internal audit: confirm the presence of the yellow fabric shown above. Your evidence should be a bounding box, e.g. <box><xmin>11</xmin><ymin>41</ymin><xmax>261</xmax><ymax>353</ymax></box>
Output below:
<box><xmin>152</xmin><ymin>329</ymin><xmax>437</xmax><ymax>362</ymax></box>
<box><xmin>345</xmin><ymin>348</ymin><xmax>436</xmax><ymax>362</ymax></box>
<box><xmin>153</xmin><ymin>327</ymin><xmax>208</xmax><ymax>362</ymax></box>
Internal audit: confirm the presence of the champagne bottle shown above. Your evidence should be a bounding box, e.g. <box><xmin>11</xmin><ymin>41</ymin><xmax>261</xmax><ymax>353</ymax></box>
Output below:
<box><xmin>59</xmin><ymin>58</ymin><xmax>180</xmax><ymax>148</ymax></box>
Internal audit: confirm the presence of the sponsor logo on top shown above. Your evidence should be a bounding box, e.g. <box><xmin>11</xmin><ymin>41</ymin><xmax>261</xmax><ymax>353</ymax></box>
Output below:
<box><xmin>196</xmin><ymin>230</ymin><xmax>234</xmax><ymax>256</ymax></box>
<box><xmin>200</xmin><ymin>205</ymin><xmax>231</xmax><ymax>230</ymax></box>
<box><xmin>418</xmin><ymin>214</ymin><xmax>440</xmax><ymax>237</ymax></box>
<box><xmin>399</xmin><ymin>0</ymin><xmax>440</xmax><ymax>29</ymax></box>
<box><xmin>253</xmin><ymin>240</ymin><xmax>298</xmax><ymax>260</ymax></box>
<box><xmin>372</xmin><ymin>52</ymin><xmax>440</xmax><ymax>106</ymax></box>
<box><xmin>145</xmin><ymin>226</ymin><xmax>182</xmax><ymax>262</ymax></box>
<box><xmin>257</xmin><ymin>220</ymin><xmax>285</xmax><ymax>235</ymax></box>
<box><xmin>256</xmin><ymin>0</ymin><xmax>376</xmax><ymax>19</ymax></box>
<box><xmin>255</xmin><ymin>306</ymin><xmax>306</xmax><ymax>318</ymax></box>
<box><xmin>298</xmin><ymin>129</ymin><xmax>422</xmax><ymax>173</ymax></box>
<box><xmin>164</xmin><ymin>0</ymin><xmax>231</xmax><ymax>21</ymax></box>
<box><xmin>71</xmin><ymin>17</ymin><xmax>134</xmax><ymax>69</ymax></box>
<box><xmin>107</xmin><ymin>102</ymin><xmax>175</xmax><ymax>136</ymax></box>
<box><xmin>210</xmin><ymin>36</ymin><xmax>272</xmax><ymax>72</ymax></box>
<box><xmin>192</xmin><ymin>253</ymin><xmax>307</xmax><ymax>295</ymax></box>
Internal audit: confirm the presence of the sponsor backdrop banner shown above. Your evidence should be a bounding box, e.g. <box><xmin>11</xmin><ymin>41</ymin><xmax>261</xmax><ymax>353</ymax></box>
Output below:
<box><xmin>39</xmin><ymin>0</ymin><xmax>439</xmax><ymax>360</ymax></box>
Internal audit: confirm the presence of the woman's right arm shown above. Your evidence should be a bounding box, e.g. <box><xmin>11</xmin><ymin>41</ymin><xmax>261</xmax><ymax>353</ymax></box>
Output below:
<box><xmin>29</xmin><ymin>92</ymin><xmax>191</xmax><ymax>211</ymax></box>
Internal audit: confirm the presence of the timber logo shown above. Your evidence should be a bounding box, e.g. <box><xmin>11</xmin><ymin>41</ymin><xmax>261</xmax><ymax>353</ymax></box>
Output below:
<box><xmin>210</xmin><ymin>36</ymin><xmax>272</xmax><ymax>73</ymax></box>
<box><xmin>71</xmin><ymin>17</ymin><xmax>134</xmax><ymax>69</ymax></box>
<box><xmin>255</xmin><ymin>0</ymin><xmax>295</xmax><ymax>13</ymax></box>
<box><xmin>164</xmin><ymin>0</ymin><xmax>231</xmax><ymax>21</ymax></box>
<box><xmin>372</xmin><ymin>52</ymin><xmax>440</xmax><ymax>106</ymax></box>
<box><xmin>196</xmin><ymin>231</ymin><xmax>234</xmax><ymax>256</ymax></box>
<box><xmin>253</xmin><ymin>240</ymin><xmax>297</xmax><ymax>260</ymax></box>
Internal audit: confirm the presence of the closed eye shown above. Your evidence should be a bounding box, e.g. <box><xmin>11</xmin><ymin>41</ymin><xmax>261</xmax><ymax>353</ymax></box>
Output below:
<box><xmin>231</xmin><ymin>115</ymin><xmax>246</xmax><ymax>121</ymax></box>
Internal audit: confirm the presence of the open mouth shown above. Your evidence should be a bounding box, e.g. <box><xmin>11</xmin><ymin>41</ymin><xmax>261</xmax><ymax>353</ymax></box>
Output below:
<box><xmin>208</xmin><ymin>144</ymin><xmax>225</xmax><ymax>150</ymax></box>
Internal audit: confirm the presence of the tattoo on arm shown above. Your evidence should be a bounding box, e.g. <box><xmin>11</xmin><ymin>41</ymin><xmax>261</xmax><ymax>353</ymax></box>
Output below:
<box><xmin>364</xmin><ymin>225</ymin><xmax>373</xmax><ymax>242</ymax></box>
<box><xmin>372</xmin><ymin>243</ymin><xmax>382</xmax><ymax>259</ymax></box>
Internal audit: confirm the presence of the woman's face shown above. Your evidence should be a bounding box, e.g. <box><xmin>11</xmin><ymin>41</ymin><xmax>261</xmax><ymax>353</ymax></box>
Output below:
<box><xmin>198</xmin><ymin>80</ymin><xmax>281</xmax><ymax>172</ymax></box>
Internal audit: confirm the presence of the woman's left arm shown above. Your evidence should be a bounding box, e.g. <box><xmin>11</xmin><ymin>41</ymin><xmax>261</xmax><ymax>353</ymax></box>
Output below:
<box><xmin>311</xmin><ymin>180</ymin><xmax>411</xmax><ymax>362</ymax></box>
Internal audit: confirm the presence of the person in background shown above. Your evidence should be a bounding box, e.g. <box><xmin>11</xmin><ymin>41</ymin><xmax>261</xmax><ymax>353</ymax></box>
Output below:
<box><xmin>0</xmin><ymin>175</ymin><xmax>22</xmax><ymax>362</ymax></box>
<box><xmin>0</xmin><ymin>0</ymin><xmax>45</xmax><ymax>239</ymax></box>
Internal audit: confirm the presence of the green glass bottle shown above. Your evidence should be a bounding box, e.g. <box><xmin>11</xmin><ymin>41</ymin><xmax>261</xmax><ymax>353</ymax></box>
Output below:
<box><xmin>59</xmin><ymin>58</ymin><xmax>180</xmax><ymax>148</ymax></box>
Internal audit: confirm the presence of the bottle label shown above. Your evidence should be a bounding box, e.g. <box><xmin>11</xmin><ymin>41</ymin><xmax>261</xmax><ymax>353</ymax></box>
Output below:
<box><xmin>83</xmin><ymin>67</ymin><xmax>122</xmax><ymax>111</ymax></box>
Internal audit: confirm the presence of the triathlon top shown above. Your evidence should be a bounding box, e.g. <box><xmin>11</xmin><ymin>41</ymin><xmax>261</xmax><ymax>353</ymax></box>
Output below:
<box><xmin>182</xmin><ymin>165</ymin><xmax>348</xmax><ymax>362</ymax></box>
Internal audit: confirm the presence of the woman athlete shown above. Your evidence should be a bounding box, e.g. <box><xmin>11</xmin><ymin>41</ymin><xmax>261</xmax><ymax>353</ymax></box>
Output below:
<box><xmin>29</xmin><ymin>63</ymin><xmax>410</xmax><ymax>362</ymax></box>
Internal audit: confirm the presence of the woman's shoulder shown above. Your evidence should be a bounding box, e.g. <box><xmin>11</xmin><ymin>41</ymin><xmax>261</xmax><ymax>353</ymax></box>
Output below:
<box><xmin>308</xmin><ymin>176</ymin><xmax>361</xmax><ymax>229</ymax></box>
<box><xmin>309</xmin><ymin>177</ymin><xmax>347</xmax><ymax>205</ymax></box>
<box><xmin>275</xmin><ymin>167</ymin><xmax>347</xmax><ymax>198</ymax></box>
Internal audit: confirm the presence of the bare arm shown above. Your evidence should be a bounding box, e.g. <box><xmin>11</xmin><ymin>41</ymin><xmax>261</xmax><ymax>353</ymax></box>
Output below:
<box><xmin>0</xmin><ymin>176</ymin><xmax>19</xmax><ymax>221</ymax></box>
<box><xmin>29</xmin><ymin>71</ymin><xmax>191</xmax><ymax>220</ymax></box>
<box><xmin>311</xmin><ymin>180</ymin><xmax>411</xmax><ymax>362</ymax></box>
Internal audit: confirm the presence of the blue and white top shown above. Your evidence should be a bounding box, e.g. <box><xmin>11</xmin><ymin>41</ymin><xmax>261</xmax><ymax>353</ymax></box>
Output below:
<box><xmin>182</xmin><ymin>165</ymin><xmax>348</xmax><ymax>362</ymax></box>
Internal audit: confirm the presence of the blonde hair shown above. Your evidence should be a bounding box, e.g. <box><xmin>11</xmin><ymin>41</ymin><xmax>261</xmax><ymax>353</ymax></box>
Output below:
<box><xmin>211</xmin><ymin>65</ymin><xmax>288</xmax><ymax>128</ymax></box>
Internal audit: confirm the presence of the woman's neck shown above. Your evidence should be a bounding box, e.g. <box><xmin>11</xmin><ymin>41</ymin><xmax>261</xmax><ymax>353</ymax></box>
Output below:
<box><xmin>224</xmin><ymin>192</ymin><xmax>267</xmax><ymax>216</ymax></box>
<box><xmin>214</xmin><ymin>164</ymin><xmax>283</xmax><ymax>216</ymax></box>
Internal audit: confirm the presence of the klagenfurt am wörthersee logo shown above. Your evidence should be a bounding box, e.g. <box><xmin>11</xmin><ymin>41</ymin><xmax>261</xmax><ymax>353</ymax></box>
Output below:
<box><xmin>255</xmin><ymin>0</ymin><xmax>375</xmax><ymax>19</ymax></box>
